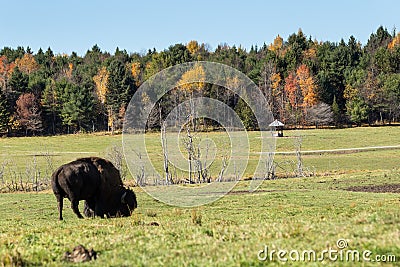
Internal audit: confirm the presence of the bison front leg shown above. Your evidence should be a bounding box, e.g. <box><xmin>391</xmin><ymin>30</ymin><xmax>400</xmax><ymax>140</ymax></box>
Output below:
<box><xmin>71</xmin><ymin>199</ymin><xmax>84</xmax><ymax>219</ymax></box>
<box><xmin>95</xmin><ymin>204</ymin><xmax>105</xmax><ymax>219</ymax></box>
<box><xmin>84</xmin><ymin>200</ymin><xmax>96</xmax><ymax>218</ymax></box>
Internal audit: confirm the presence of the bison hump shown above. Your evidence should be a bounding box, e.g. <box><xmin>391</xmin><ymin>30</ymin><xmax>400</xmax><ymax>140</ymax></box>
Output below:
<box><xmin>76</xmin><ymin>157</ymin><xmax>123</xmax><ymax>192</ymax></box>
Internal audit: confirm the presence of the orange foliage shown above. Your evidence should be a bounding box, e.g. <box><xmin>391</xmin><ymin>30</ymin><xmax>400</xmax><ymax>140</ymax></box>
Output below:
<box><xmin>296</xmin><ymin>64</ymin><xmax>317</xmax><ymax>107</ymax></box>
<box><xmin>0</xmin><ymin>56</ymin><xmax>15</xmax><ymax>89</ymax></box>
<box><xmin>388</xmin><ymin>33</ymin><xmax>400</xmax><ymax>50</ymax></box>
<box><xmin>65</xmin><ymin>63</ymin><xmax>73</xmax><ymax>78</ymax></box>
<box><xmin>284</xmin><ymin>72</ymin><xmax>299</xmax><ymax>108</ymax></box>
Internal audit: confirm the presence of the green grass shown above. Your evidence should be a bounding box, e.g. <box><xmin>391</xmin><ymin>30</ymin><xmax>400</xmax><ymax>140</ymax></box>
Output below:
<box><xmin>0</xmin><ymin>127</ymin><xmax>400</xmax><ymax>266</ymax></box>
<box><xmin>1</xmin><ymin>127</ymin><xmax>399</xmax><ymax>184</ymax></box>
<box><xmin>0</xmin><ymin>133</ymin><xmax>122</xmax><ymax>171</ymax></box>
<box><xmin>0</xmin><ymin>171</ymin><xmax>399</xmax><ymax>266</ymax></box>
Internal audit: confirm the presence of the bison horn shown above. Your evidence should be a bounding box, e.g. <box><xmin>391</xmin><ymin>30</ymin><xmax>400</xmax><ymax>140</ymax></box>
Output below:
<box><xmin>121</xmin><ymin>191</ymin><xmax>127</xmax><ymax>204</ymax></box>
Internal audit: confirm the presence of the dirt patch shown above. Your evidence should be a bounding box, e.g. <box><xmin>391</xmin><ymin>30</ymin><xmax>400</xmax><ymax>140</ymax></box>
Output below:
<box><xmin>346</xmin><ymin>184</ymin><xmax>400</xmax><ymax>193</ymax></box>
<box><xmin>227</xmin><ymin>189</ymin><xmax>286</xmax><ymax>195</ymax></box>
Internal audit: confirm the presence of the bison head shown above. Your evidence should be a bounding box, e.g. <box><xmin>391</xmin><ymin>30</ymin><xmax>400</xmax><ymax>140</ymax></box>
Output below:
<box><xmin>118</xmin><ymin>188</ymin><xmax>137</xmax><ymax>216</ymax></box>
<box><xmin>83</xmin><ymin>187</ymin><xmax>137</xmax><ymax>218</ymax></box>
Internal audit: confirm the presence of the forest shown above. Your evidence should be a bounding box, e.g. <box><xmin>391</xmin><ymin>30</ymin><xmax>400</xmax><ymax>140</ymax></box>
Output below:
<box><xmin>0</xmin><ymin>26</ymin><xmax>400</xmax><ymax>136</ymax></box>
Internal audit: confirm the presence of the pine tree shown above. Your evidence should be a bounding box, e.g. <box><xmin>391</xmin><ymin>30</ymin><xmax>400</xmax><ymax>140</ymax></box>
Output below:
<box><xmin>60</xmin><ymin>83</ymin><xmax>94</xmax><ymax>132</ymax></box>
<box><xmin>9</xmin><ymin>67</ymin><xmax>28</xmax><ymax>90</ymax></box>
<box><xmin>0</xmin><ymin>91</ymin><xmax>10</xmax><ymax>133</ymax></box>
<box><xmin>106</xmin><ymin>59</ymin><xmax>135</xmax><ymax>132</ymax></box>
<box><xmin>332</xmin><ymin>95</ymin><xmax>341</xmax><ymax>125</ymax></box>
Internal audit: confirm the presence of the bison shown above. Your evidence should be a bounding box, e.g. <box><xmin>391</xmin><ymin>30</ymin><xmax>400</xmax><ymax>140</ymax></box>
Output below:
<box><xmin>51</xmin><ymin>157</ymin><xmax>137</xmax><ymax>220</ymax></box>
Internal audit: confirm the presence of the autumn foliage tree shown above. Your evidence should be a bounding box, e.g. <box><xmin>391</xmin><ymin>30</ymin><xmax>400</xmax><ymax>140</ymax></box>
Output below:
<box><xmin>284</xmin><ymin>72</ymin><xmax>300</xmax><ymax>108</ymax></box>
<box><xmin>15</xmin><ymin>93</ymin><xmax>42</xmax><ymax>135</ymax></box>
<box><xmin>0</xmin><ymin>55</ymin><xmax>15</xmax><ymax>91</ymax></box>
<box><xmin>269</xmin><ymin>35</ymin><xmax>284</xmax><ymax>57</ymax></box>
<box><xmin>0</xmin><ymin>26</ymin><xmax>399</xmax><ymax>135</ymax></box>
<box><xmin>130</xmin><ymin>62</ymin><xmax>142</xmax><ymax>87</ymax></box>
<box><xmin>296</xmin><ymin>64</ymin><xmax>317</xmax><ymax>107</ymax></box>
<box><xmin>187</xmin><ymin>40</ymin><xmax>200</xmax><ymax>56</ymax></box>
<box><xmin>93</xmin><ymin>66</ymin><xmax>109</xmax><ymax>104</ymax></box>
<box><xmin>176</xmin><ymin>64</ymin><xmax>206</xmax><ymax>130</ymax></box>
<box><xmin>177</xmin><ymin>64</ymin><xmax>206</xmax><ymax>94</ymax></box>
<box><xmin>388</xmin><ymin>33</ymin><xmax>400</xmax><ymax>50</ymax></box>
<box><xmin>14</xmin><ymin>53</ymin><xmax>39</xmax><ymax>75</ymax></box>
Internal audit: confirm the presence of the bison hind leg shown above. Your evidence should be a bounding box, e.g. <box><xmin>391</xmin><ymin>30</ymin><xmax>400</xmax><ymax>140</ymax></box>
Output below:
<box><xmin>56</xmin><ymin>194</ymin><xmax>64</xmax><ymax>220</ymax></box>
<box><xmin>70</xmin><ymin>198</ymin><xmax>84</xmax><ymax>219</ymax></box>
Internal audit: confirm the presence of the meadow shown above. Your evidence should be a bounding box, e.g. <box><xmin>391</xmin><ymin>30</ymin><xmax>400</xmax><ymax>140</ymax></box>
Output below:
<box><xmin>0</xmin><ymin>126</ymin><xmax>399</xmax><ymax>266</ymax></box>
<box><xmin>1</xmin><ymin>126</ymin><xmax>399</xmax><ymax>186</ymax></box>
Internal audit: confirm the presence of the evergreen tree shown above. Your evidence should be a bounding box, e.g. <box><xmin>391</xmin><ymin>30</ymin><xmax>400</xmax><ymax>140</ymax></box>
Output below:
<box><xmin>346</xmin><ymin>98</ymin><xmax>369</xmax><ymax>126</ymax></box>
<box><xmin>9</xmin><ymin>67</ymin><xmax>29</xmax><ymax>94</ymax></box>
<box><xmin>35</xmin><ymin>48</ymin><xmax>45</xmax><ymax>65</ymax></box>
<box><xmin>60</xmin><ymin>83</ymin><xmax>94</xmax><ymax>132</ymax></box>
<box><xmin>41</xmin><ymin>78</ymin><xmax>62</xmax><ymax>134</ymax></box>
<box><xmin>166</xmin><ymin>43</ymin><xmax>192</xmax><ymax>65</ymax></box>
<box><xmin>0</xmin><ymin>91</ymin><xmax>10</xmax><ymax>133</ymax></box>
<box><xmin>106</xmin><ymin>59</ymin><xmax>135</xmax><ymax>132</ymax></box>
<box><xmin>7</xmin><ymin>67</ymin><xmax>29</xmax><ymax>115</ymax></box>
<box><xmin>0</xmin><ymin>46</ymin><xmax>25</xmax><ymax>62</ymax></box>
<box><xmin>332</xmin><ymin>95</ymin><xmax>341</xmax><ymax>125</ymax></box>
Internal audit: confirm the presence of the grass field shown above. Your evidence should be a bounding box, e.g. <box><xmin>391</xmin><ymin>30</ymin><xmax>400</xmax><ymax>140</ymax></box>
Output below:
<box><xmin>0</xmin><ymin>127</ymin><xmax>399</xmax><ymax>266</ymax></box>
<box><xmin>1</xmin><ymin>126</ymin><xmax>399</xmax><ymax>185</ymax></box>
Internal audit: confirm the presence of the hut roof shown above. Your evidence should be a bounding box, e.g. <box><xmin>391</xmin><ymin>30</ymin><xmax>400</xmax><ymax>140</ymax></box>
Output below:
<box><xmin>269</xmin><ymin>119</ymin><xmax>284</xmax><ymax>127</ymax></box>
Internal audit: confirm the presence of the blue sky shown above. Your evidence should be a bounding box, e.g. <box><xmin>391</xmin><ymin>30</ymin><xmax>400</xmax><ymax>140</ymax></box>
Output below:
<box><xmin>2</xmin><ymin>0</ymin><xmax>399</xmax><ymax>55</ymax></box>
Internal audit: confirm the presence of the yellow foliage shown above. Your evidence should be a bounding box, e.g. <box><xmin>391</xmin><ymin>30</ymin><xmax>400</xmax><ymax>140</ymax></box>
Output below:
<box><xmin>270</xmin><ymin>73</ymin><xmax>282</xmax><ymax>97</ymax></box>
<box><xmin>177</xmin><ymin>64</ymin><xmax>206</xmax><ymax>93</ymax></box>
<box><xmin>141</xmin><ymin>92</ymin><xmax>150</xmax><ymax>105</ymax></box>
<box><xmin>187</xmin><ymin>40</ymin><xmax>200</xmax><ymax>55</ymax></box>
<box><xmin>14</xmin><ymin>54</ymin><xmax>39</xmax><ymax>74</ymax></box>
<box><xmin>131</xmin><ymin>62</ymin><xmax>141</xmax><ymax>86</ymax></box>
<box><xmin>271</xmin><ymin>73</ymin><xmax>281</xmax><ymax>90</ymax></box>
<box><xmin>303</xmin><ymin>47</ymin><xmax>317</xmax><ymax>60</ymax></box>
<box><xmin>268</xmin><ymin>35</ymin><xmax>283</xmax><ymax>53</ymax></box>
<box><xmin>107</xmin><ymin>107</ymin><xmax>114</xmax><ymax>128</ymax></box>
<box><xmin>93</xmin><ymin>66</ymin><xmax>109</xmax><ymax>104</ymax></box>
<box><xmin>226</xmin><ymin>76</ymin><xmax>240</xmax><ymax>90</ymax></box>
<box><xmin>343</xmin><ymin>84</ymin><xmax>359</xmax><ymax>100</ymax></box>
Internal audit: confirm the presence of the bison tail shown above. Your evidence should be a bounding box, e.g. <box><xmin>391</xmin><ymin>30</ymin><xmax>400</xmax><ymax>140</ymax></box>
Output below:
<box><xmin>51</xmin><ymin>166</ymin><xmax>64</xmax><ymax>194</ymax></box>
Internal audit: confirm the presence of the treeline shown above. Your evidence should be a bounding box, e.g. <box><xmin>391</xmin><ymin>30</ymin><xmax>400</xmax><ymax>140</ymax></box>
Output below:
<box><xmin>0</xmin><ymin>26</ymin><xmax>400</xmax><ymax>136</ymax></box>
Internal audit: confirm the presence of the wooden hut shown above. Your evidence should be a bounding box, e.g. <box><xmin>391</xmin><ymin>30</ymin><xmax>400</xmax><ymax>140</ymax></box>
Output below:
<box><xmin>269</xmin><ymin>119</ymin><xmax>284</xmax><ymax>137</ymax></box>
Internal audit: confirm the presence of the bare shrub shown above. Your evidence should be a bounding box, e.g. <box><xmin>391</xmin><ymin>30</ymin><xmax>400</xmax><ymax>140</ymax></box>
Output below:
<box><xmin>106</xmin><ymin>144</ymin><xmax>128</xmax><ymax>181</ymax></box>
